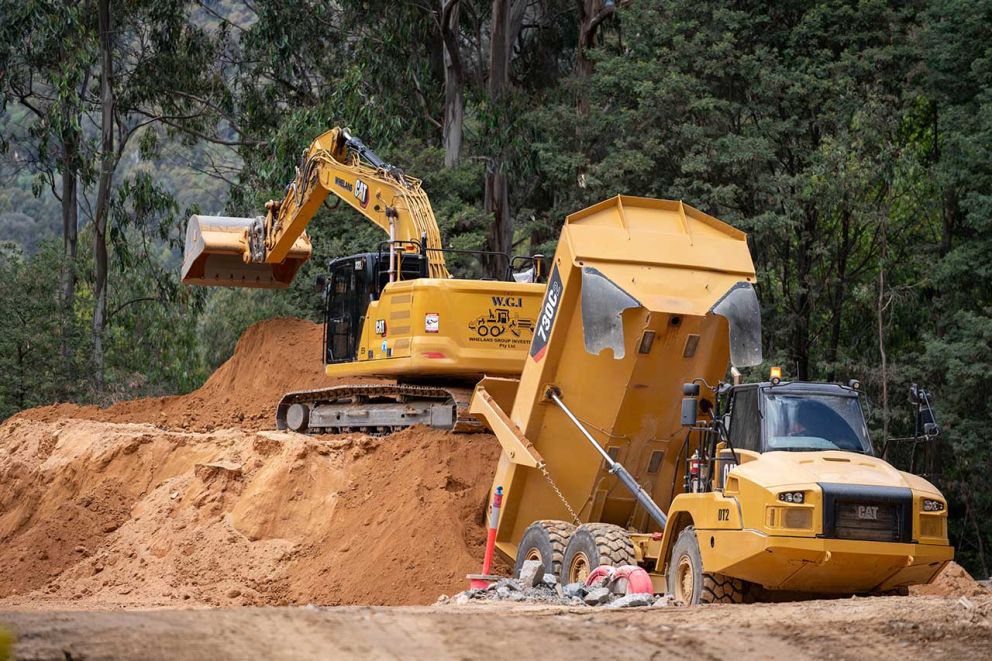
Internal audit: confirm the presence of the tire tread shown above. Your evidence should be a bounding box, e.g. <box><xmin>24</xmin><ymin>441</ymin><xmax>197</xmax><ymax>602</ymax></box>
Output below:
<box><xmin>527</xmin><ymin>520</ymin><xmax>576</xmax><ymax>575</ymax></box>
<box><xmin>583</xmin><ymin>522</ymin><xmax>636</xmax><ymax>566</ymax></box>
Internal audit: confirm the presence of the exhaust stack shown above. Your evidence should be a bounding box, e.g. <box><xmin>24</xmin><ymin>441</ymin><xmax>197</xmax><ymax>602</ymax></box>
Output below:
<box><xmin>181</xmin><ymin>215</ymin><xmax>311</xmax><ymax>289</ymax></box>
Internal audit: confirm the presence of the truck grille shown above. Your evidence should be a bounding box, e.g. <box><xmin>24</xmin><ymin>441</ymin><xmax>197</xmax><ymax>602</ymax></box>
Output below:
<box><xmin>818</xmin><ymin>483</ymin><xmax>913</xmax><ymax>543</ymax></box>
<box><xmin>834</xmin><ymin>502</ymin><xmax>900</xmax><ymax>542</ymax></box>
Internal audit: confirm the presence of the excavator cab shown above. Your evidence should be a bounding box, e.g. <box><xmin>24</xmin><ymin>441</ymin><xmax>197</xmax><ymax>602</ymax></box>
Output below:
<box><xmin>322</xmin><ymin>250</ymin><xmax>429</xmax><ymax>364</ymax></box>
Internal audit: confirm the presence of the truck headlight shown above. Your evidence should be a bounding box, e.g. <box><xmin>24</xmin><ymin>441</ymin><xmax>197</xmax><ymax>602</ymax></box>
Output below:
<box><xmin>778</xmin><ymin>491</ymin><xmax>805</xmax><ymax>504</ymax></box>
<box><xmin>922</xmin><ymin>498</ymin><xmax>945</xmax><ymax>512</ymax></box>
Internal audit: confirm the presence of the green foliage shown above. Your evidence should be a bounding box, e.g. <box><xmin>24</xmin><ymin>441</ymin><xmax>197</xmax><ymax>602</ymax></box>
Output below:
<box><xmin>0</xmin><ymin>242</ymin><xmax>64</xmax><ymax>419</ymax></box>
<box><xmin>196</xmin><ymin>288</ymin><xmax>298</xmax><ymax>370</ymax></box>
<box><xmin>913</xmin><ymin>0</ymin><xmax>992</xmax><ymax>576</ymax></box>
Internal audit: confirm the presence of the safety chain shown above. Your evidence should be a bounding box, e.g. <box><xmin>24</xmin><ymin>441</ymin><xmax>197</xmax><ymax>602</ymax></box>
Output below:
<box><xmin>539</xmin><ymin>462</ymin><xmax>581</xmax><ymax>525</ymax></box>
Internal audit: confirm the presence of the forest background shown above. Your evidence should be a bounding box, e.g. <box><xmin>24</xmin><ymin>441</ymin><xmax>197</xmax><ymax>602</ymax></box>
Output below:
<box><xmin>1</xmin><ymin>0</ymin><xmax>990</xmax><ymax>576</ymax></box>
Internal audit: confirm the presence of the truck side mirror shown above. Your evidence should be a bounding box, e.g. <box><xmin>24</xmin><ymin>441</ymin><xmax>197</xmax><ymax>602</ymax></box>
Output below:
<box><xmin>918</xmin><ymin>407</ymin><xmax>939</xmax><ymax>437</ymax></box>
<box><xmin>681</xmin><ymin>383</ymin><xmax>700</xmax><ymax>426</ymax></box>
<box><xmin>910</xmin><ymin>384</ymin><xmax>940</xmax><ymax>439</ymax></box>
<box><xmin>314</xmin><ymin>273</ymin><xmax>327</xmax><ymax>294</ymax></box>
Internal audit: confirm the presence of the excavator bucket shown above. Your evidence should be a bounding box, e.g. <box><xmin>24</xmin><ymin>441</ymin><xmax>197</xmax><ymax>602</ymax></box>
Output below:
<box><xmin>181</xmin><ymin>215</ymin><xmax>311</xmax><ymax>288</ymax></box>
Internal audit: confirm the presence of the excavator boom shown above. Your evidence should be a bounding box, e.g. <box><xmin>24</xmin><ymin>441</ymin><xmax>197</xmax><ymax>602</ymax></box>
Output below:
<box><xmin>182</xmin><ymin>128</ymin><xmax>449</xmax><ymax>288</ymax></box>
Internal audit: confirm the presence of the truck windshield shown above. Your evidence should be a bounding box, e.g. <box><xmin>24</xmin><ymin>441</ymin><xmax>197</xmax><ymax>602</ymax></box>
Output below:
<box><xmin>763</xmin><ymin>392</ymin><xmax>872</xmax><ymax>454</ymax></box>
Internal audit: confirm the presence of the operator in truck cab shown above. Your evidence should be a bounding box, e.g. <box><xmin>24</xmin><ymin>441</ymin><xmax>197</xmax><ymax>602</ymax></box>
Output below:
<box><xmin>768</xmin><ymin>393</ymin><xmax>869</xmax><ymax>453</ymax></box>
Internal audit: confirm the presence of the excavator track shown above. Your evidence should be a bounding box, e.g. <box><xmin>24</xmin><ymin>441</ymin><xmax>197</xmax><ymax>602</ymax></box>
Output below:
<box><xmin>276</xmin><ymin>383</ymin><xmax>483</xmax><ymax>435</ymax></box>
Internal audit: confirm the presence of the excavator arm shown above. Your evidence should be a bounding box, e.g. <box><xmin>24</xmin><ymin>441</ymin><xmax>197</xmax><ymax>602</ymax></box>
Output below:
<box><xmin>182</xmin><ymin>128</ymin><xmax>449</xmax><ymax>288</ymax></box>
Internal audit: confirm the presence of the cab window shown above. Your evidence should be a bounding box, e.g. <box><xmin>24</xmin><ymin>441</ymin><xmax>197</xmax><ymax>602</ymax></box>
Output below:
<box><xmin>728</xmin><ymin>387</ymin><xmax>761</xmax><ymax>452</ymax></box>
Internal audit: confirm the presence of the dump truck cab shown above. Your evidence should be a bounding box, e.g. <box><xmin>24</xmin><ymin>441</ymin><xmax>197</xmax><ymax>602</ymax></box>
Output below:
<box><xmin>653</xmin><ymin>376</ymin><xmax>951</xmax><ymax>602</ymax></box>
<box><xmin>652</xmin><ymin>379</ymin><xmax>952</xmax><ymax>603</ymax></box>
<box><xmin>726</xmin><ymin>381</ymin><xmax>871</xmax><ymax>456</ymax></box>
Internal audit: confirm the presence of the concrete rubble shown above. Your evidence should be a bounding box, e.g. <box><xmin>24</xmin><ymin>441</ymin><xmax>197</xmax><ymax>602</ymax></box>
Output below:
<box><xmin>438</xmin><ymin>572</ymin><xmax>679</xmax><ymax>608</ymax></box>
<box><xmin>517</xmin><ymin>560</ymin><xmax>544</xmax><ymax>588</ymax></box>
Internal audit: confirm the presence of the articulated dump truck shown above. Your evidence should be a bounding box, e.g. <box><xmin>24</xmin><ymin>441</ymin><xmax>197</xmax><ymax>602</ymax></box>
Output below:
<box><xmin>470</xmin><ymin>195</ymin><xmax>953</xmax><ymax>604</ymax></box>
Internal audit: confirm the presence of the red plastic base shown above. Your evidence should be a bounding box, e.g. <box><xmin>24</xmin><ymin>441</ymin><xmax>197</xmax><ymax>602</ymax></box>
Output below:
<box><xmin>585</xmin><ymin>564</ymin><xmax>654</xmax><ymax>594</ymax></box>
<box><xmin>467</xmin><ymin>574</ymin><xmax>499</xmax><ymax>590</ymax></box>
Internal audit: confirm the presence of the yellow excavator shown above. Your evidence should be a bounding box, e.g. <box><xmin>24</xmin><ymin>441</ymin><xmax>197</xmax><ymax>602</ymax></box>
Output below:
<box><xmin>182</xmin><ymin>128</ymin><xmax>546</xmax><ymax>433</ymax></box>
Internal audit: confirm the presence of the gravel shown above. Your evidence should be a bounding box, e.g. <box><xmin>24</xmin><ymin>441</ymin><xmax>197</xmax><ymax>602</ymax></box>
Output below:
<box><xmin>438</xmin><ymin>574</ymin><xmax>675</xmax><ymax>609</ymax></box>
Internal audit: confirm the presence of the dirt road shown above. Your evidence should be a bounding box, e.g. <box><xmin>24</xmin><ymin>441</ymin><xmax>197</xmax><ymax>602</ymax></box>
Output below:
<box><xmin>2</xmin><ymin>595</ymin><xmax>990</xmax><ymax>660</ymax></box>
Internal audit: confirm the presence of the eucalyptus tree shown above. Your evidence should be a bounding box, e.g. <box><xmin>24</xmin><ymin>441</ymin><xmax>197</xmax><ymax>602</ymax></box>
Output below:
<box><xmin>0</xmin><ymin>0</ymin><xmax>95</xmax><ymax>380</ymax></box>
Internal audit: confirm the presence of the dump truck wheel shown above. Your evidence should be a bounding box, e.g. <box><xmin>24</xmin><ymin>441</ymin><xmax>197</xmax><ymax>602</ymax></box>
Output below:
<box><xmin>514</xmin><ymin>520</ymin><xmax>576</xmax><ymax>579</ymax></box>
<box><xmin>561</xmin><ymin>523</ymin><xmax>636</xmax><ymax>585</ymax></box>
<box><xmin>668</xmin><ymin>526</ymin><xmax>750</xmax><ymax>605</ymax></box>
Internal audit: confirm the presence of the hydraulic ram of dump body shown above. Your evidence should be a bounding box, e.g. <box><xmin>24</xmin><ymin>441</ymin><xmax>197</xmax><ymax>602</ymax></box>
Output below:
<box><xmin>470</xmin><ymin>195</ymin><xmax>762</xmax><ymax>562</ymax></box>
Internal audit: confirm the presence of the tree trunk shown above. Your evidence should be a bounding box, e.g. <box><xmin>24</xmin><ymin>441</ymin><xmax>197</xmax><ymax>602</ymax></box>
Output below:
<box><xmin>576</xmin><ymin>0</ymin><xmax>617</xmax><ymax>119</ymax></box>
<box><xmin>59</xmin><ymin>118</ymin><xmax>79</xmax><ymax>392</ymax></box>
<box><xmin>792</xmin><ymin>207</ymin><xmax>817</xmax><ymax>380</ymax></box>
<box><xmin>489</xmin><ymin>0</ymin><xmax>510</xmax><ymax>94</ymax></box>
<box><xmin>485</xmin><ymin>0</ymin><xmax>512</xmax><ymax>277</ymax></box>
<box><xmin>16</xmin><ymin>345</ymin><xmax>26</xmax><ymax>410</ymax></box>
<box><xmin>878</xmin><ymin>215</ymin><xmax>889</xmax><ymax>459</ymax></box>
<box><xmin>485</xmin><ymin>169</ymin><xmax>511</xmax><ymax>274</ymax></box>
<box><xmin>825</xmin><ymin>208</ymin><xmax>851</xmax><ymax>383</ymax></box>
<box><xmin>441</xmin><ymin>0</ymin><xmax>464</xmax><ymax>167</ymax></box>
<box><xmin>93</xmin><ymin>0</ymin><xmax>115</xmax><ymax>393</ymax></box>
<box><xmin>577</xmin><ymin>0</ymin><xmax>616</xmax><ymax>79</ymax></box>
<box><xmin>966</xmin><ymin>489</ymin><xmax>990</xmax><ymax>579</ymax></box>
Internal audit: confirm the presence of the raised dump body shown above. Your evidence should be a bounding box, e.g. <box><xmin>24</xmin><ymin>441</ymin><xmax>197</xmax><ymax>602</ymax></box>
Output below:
<box><xmin>471</xmin><ymin>195</ymin><xmax>761</xmax><ymax>561</ymax></box>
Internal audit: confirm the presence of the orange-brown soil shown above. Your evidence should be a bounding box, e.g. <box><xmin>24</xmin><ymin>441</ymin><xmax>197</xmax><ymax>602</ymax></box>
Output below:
<box><xmin>0</xmin><ymin>319</ymin><xmax>500</xmax><ymax>609</ymax></box>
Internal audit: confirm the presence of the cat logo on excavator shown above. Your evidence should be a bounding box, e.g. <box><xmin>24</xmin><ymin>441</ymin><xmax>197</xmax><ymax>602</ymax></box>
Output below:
<box><xmin>354</xmin><ymin>179</ymin><xmax>369</xmax><ymax>208</ymax></box>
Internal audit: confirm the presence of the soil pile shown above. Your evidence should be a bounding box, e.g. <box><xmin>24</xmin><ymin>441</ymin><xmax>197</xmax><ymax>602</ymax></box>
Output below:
<box><xmin>910</xmin><ymin>561</ymin><xmax>987</xmax><ymax>598</ymax></box>
<box><xmin>0</xmin><ymin>317</ymin><xmax>501</xmax><ymax>608</ymax></box>
<box><xmin>14</xmin><ymin>318</ymin><xmax>347</xmax><ymax>432</ymax></box>
<box><xmin>0</xmin><ymin>418</ymin><xmax>499</xmax><ymax>608</ymax></box>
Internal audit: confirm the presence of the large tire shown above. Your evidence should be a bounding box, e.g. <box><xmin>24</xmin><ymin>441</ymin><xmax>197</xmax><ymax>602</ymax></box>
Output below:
<box><xmin>667</xmin><ymin>526</ymin><xmax>750</xmax><ymax>605</ymax></box>
<box><xmin>514</xmin><ymin>520</ymin><xmax>575</xmax><ymax>578</ymax></box>
<box><xmin>560</xmin><ymin>523</ymin><xmax>636</xmax><ymax>585</ymax></box>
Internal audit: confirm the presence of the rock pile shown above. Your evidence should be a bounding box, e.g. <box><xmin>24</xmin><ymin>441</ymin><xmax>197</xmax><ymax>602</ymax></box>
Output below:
<box><xmin>439</xmin><ymin>560</ymin><xmax>677</xmax><ymax>609</ymax></box>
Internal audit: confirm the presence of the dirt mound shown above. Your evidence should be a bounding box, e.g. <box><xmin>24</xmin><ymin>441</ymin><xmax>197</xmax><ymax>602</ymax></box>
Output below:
<box><xmin>0</xmin><ymin>418</ymin><xmax>499</xmax><ymax>608</ymax></box>
<box><xmin>910</xmin><ymin>561</ymin><xmax>987</xmax><ymax>598</ymax></box>
<box><xmin>0</xmin><ymin>317</ymin><xmax>503</xmax><ymax>609</ymax></box>
<box><xmin>14</xmin><ymin>318</ymin><xmax>351</xmax><ymax>432</ymax></box>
